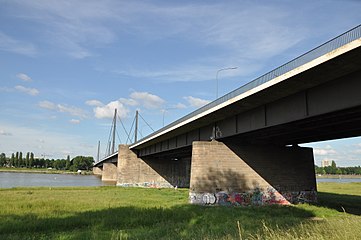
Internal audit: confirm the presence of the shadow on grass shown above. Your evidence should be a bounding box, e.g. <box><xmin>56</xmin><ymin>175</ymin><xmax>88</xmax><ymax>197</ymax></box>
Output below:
<box><xmin>317</xmin><ymin>191</ymin><xmax>361</xmax><ymax>216</ymax></box>
<box><xmin>0</xmin><ymin>204</ymin><xmax>315</xmax><ymax>240</ymax></box>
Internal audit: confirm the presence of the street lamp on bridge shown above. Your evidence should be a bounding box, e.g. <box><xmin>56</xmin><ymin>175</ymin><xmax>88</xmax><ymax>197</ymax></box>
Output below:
<box><xmin>216</xmin><ymin>67</ymin><xmax>238</xmax><ymax>99</ymax></box>
<box><xmin>162</xmin><ymin>108</ymin><xmax>177</xmax><ymax>127</ymax></box>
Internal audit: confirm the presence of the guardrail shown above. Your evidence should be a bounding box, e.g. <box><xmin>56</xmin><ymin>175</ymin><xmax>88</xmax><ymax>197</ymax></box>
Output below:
<box><xmin>132</xmin><ymin>25</ymin><xmax>361</xmax><ymax>147</ymax></box>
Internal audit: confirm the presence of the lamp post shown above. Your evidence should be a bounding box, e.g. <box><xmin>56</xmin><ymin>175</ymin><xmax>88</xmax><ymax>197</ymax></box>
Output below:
<box><xmin>216</xmin><ymin>67</ymin><xmax>238</xmax><ymax>99</ymax></box>
<box><xmin>162</xmin><ymin>108</ymin><xmax>176</xmax><ymax>127</ymax></box>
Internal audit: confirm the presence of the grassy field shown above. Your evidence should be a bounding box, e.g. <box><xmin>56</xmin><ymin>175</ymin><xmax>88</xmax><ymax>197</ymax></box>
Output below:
<box><xmin>0</xmin><ymin>183</ymin><xmax>360</xmax><ymax>240</ymax></box>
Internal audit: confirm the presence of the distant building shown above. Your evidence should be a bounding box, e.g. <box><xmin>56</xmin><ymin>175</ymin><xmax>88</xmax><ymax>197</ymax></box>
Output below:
<box><xmin>321</xmin><ymin>159</ymin><xmax>331</xmax><ymax>167</ymax></box>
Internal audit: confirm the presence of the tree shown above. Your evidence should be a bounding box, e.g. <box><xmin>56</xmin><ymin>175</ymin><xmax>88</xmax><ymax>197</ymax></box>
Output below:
<box><xmin>19</xmin><ymin>152</ymin><xmax>23</xmax><ymax>167</ymax></box>
<box><xmin>29</xmin><ymin>152</ymin><xmax>34</xmax><ymax>168</ymax></box>
<box><xmin>10</xmin><ymin>153</ymin><xmax>15</xmax><ymax>167</ymax></box>
<box><xmin>15</xmin><ymin>152</ymin><xmax>19</xmax><ymax>167</ymax></box>
<box><xmin>26</xmin><ymin>152</ymin><xmax>30</xmax><ymax>168</ymax></box>
<box><xmin>0</xmin><ymin>153</ymin><xmax>6</xmax><ymax>167</ymax></box>
<box><xmin>65</xmin><ymin>155</ymin><xmax>71</xmax><ymax>170</ymax></box>
<box><xmin>331</xmin><ymin>160</ymin><xmax>337</xmax><ymax>168</ymax></box>
<box><xmin>71</xmin><ymin>156</ymin><xmax>94</xmax><ymax>171</ymax></box>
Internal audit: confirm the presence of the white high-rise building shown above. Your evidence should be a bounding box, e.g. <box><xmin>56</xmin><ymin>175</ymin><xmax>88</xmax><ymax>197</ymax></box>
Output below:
<box><xmin>321</xmin><ymin>159</ymin><xmax>331</xmax><ymax>167</ymax></box>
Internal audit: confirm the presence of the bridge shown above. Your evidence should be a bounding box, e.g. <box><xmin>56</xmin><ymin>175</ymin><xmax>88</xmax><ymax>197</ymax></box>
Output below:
<box><xmin>94</xmin><ymin>25</ymin><xmax>361</xmax><ymax>206</ymax></box>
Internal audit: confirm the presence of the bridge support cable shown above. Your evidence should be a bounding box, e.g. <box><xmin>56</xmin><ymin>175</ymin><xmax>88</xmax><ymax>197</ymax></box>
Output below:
<box><xmin>126</xmin><ymin>116</ymin><xmax>136</xmax><ymax>145</ymax></box>
<box><xmin>104</xmin><ymin>108</ymin><xmax>121</xmax><ymax>157</ymax></box>
<box><xmin>111</xmin><ymin>109</ymin><xmax>117</xmax><ymax>154</ymax></box>
<box><xmin>135</xmin><ymin>110</ymin><xmax>139</xmax><ymax>143</ymax></box>
<box><xmin>132</xmin><ymin>111</ymin><xmax>155</xmax><ymax>144</ymax></box>
<box><xmin>138</xmin><ymin>112</ymin><xmax>155</xmax><ymax>132</ymax></box>
<box><xmin>97</xmin><ymin>141</ymin><xmax>100</xmax><ymax>162</ymax></box>
<box><xmin>105</xmin><ymin>120</ymin><xmax>114</xmax><ymax>156</ymax></box>
<box><xmin>117</xmin><ymin>115</ymin><xmax>132</xmax><ymax>143</ymax></box>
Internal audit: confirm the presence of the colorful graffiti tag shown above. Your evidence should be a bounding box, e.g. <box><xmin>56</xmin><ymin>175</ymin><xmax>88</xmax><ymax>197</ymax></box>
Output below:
<box><xmin>190</xmin><ymin>186</ymin><xmax>317</xmax><ymax>206</ymax></box>
<box><xmin>117</xmin><ymin>181</ymin><xmax>174</xmax><ymax>188</ymax></box>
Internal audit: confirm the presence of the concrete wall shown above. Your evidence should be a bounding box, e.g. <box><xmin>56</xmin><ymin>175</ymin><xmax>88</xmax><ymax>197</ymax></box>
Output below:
<box><xmin>117</xmin><ymin>145</ymin><xmax>191</xmax><ymax>188</ymax></box>
<box><xmin>189</xmin><ymin>140</ymin><xmax>316</xmax><ymax>206</ymax></box>
<box><xmin>93</xmin><ymin>166</ymin><xmax>103</xmax><ymax>175</ymax></box>
<box><xmin>101</xmin><ymin>163</ymin><xmax>117</xmax><ymax>182</ymax></box>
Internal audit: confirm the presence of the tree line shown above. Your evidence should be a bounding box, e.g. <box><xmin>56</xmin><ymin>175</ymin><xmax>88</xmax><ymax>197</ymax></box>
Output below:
<box><xmin>315</xmin><ymin>160</ymin><xmax>361</xmax><ymax>175</ymax></box>
<box><xmin>0</xmin><ymin>152</ymin><xmax>94</xmax><ymax>172</ymax></box>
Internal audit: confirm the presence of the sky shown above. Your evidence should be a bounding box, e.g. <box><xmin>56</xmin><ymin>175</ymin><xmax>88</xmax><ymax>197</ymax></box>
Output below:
<box><xmin>0</xmin><ymin>0</ymin><xmax>360</xmax><ymax>166</ymax></box>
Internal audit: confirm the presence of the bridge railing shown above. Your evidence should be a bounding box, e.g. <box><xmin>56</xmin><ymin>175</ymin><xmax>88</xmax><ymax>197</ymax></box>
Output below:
<box><xmin>132</xmin><ymin>25</ymin><xmax>361</xmax><ymax>147</ymax></box>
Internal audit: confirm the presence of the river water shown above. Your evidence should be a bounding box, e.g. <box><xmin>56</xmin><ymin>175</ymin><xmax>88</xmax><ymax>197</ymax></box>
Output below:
<box><xmin>0</xmin><ymin>172</ymin><xmax>115</xmax><ymax>188</ymax></box>
<box><xmin>1</xmin><ymin>172</ymin><xmax>360</xmax><ymax>189</ymax></box>
<box><xmin>316</xmin><ymin>177</ymin><xmax>361</xmax><ymax>183</ymax></box>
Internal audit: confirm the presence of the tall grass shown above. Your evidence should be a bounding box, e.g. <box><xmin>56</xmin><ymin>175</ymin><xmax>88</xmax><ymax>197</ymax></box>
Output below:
<box><xmin>0</xmin><ymin>183</ymin><xmax>360</xmax><ymax>239</ymax></box>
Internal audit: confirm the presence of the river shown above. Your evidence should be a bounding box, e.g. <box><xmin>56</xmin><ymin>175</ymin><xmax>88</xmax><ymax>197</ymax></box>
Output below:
<box><xmin>1</xmin><ymin>172</ymin><xmax>361</xmax><ymax>189</ymax></box>
<box><xmin>0</xmin><ymin>172</ymin><xmax>115</xmax><ymax>188</ymax></box>
<box><xmin>316</xmin><ymin>177</ymin><xmax>361</xmax><ymax>183</ymax></box>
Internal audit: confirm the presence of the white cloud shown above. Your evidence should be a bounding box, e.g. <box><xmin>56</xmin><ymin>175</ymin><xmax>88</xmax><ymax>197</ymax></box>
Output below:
<box><xmin>39</xmin><ymin>100</ymin><xmax>57</xmax><ymax>110</ymax></box>
<box><xmin>183</xmin><ymin>96</ymin><xmax>210</xmax><ymax>108</ymax></box>
<box><xmin>0</xmin><ymin>31</ymin><xmax>37</xmax><ymax>56</ymax></box>
<box><xmin>38</xmin><ymin>100</ymin><xmax>87</xmax><ymax>118</ymax></box>
<box><xmin>15</xmin><ymin>85</ymin><xmax>39</xmax><ymax>96</ymax></box>
<box><xmin>130</xmin><ymin>91</ymin><xmax>165</xmax><ymax>109</ymax></box>
<box><xmin>313</xmin><ymin>148</ymin><xmax>337</xmax><ymax>156</ymax></box>
<box><xmin>85</xmin><ymin>99</ymin><xmax>103</xmax><ymax>107</ymax></box>
<box><xmin>119</xmin><ymin>98</ymin><xmax>138</xmax><ymax>107</ymax></box>
<box><xmin>69</xmin><ymin>119</ymin><xmax>80</xmax><ymax>124</ymax></box>
<box><xmin>94</xmin><ymin>100</ymin><xmax>129</xmax><ymax>119</ymax></box>
<box><xmin>16</xmin><ymin>73</ymin><xmax>32</xmax><ymax>82</ymax></box>
<box><xmin>0</xmin><ymin>129</ymin><xmax>12</xmax><ymax>136</ymax></box>
<box><xmin>89</xmin><ymin>91</ymin><xmax>165</xmax><ymax>119</ymax></box>
<box><xmin>173</xmin><ymin>103</ymin><xmax>187</xmax><ymax>109</ymax></box>
<box><xmin>57</xmin><ymin>104</ymin><xmax>87</xmax><ymax>118</ymax></box>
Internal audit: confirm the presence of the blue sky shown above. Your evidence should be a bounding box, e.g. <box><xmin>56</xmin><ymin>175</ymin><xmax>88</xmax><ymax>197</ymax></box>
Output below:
<box><xmin>0</xmin><ymin>0</ymin><xmax>360</xmax><ymax>166</ymax></box>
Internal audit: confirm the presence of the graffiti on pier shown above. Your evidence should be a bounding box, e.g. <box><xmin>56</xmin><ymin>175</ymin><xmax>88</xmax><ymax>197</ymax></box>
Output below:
<box><xmin>190</xmin><ymin>186</ymin><xmax>317</xmax><ymax>206</ymax></box>
<box><xmin>117</xmin><ymin>181</ymin><xmax>173</xmax><ymax>188</ymax></box>
<box><xmin>202</xmin><ymin>193</ymin><xmax>217</xmax><ymax>205</ymax></box>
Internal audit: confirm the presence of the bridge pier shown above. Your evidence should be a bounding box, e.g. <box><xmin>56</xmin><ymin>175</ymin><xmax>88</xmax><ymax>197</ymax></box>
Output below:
<box><xmin>117</xmin><ymin>144</ymin><xmax>191</xmax><ymax>188</ymax></box>
<box><xmin>189</xmin><ymin>140</ymin><xmax>317</xmax><ymax>206</ymax></box>
<box><xmin>93</xmin><ymin>166</ymin><xmax>103</xmax><ymax>175</ymax></box>
<box><xmin>101</xmin><ymin>163</ymin><xmax>117</xmax><ymax>182</ymax></box>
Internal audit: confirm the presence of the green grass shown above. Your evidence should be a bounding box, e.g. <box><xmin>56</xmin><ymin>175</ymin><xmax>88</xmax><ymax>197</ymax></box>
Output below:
<box><xmin>0</xmin><ymin>183</ymin><xmax>360</xmax><ymax>239</ymax></box>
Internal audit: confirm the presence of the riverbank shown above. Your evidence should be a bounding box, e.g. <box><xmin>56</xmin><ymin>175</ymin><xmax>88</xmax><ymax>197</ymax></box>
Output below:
<box><xmin>0</xmin><ymin>183</ymin><xmax>360</xmax><ymax>239</ymax></box>
<box><xmin>0</xmin><ymin>167</ymin><xmax>93</xmax><ymax>175</ymax></box>
<box><xmin>316</xmin><ymin>174</ymin><xmax>361</xmax><ymax>179</ymax></box>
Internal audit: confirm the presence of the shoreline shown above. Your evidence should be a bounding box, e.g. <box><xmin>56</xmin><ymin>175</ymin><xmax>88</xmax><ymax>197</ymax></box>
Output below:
<box><xmin>0</xmin><ymin>168</ymin><xmax>93</xmax><ymax>175</ymax></box>
<box><xmin>1</xmin><ymin>169</ymin><xmax>360</xmax><ymax>178</ymax></box>
<box><xmin>316</xmin><ymin>174</ymin><xmax>361</xmax><ymax>179</ymax></box>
